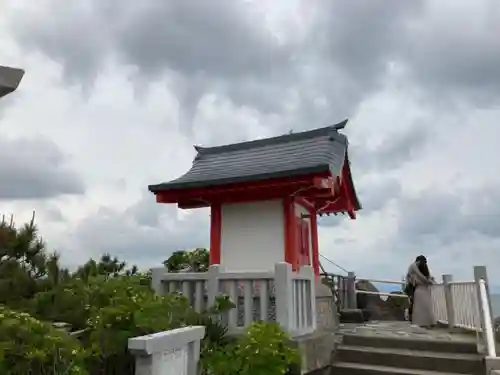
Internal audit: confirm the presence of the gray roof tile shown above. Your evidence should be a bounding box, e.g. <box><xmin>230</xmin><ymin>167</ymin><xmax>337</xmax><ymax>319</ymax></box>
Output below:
<box><xmin>149</xmin><ymin>120</ymin><xmax>352</xmax><ymax>192</ymax></box>
<box><xmin>0</xmin><ymin>66</ymin><xmax>24</xmax><ymax>98</ymax></box>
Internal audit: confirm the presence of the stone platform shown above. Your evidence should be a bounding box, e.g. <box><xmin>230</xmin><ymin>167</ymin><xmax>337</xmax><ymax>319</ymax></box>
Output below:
<box><xmin>329</xmin><ymin>321</ymin><xmax>483</xmax><ymax>375</ymax></box>
<box><xmin>337</xmin><ymin>321</ymin><xmax>478</xmax><ymax>342</ymax></box>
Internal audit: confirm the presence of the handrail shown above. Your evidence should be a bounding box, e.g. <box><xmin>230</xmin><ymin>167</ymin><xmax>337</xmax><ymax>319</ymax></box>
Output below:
<box><xmin>355</xmin><ymin>290</ymin><xmax>407</xmax><ymax>298</ymax></box>
<box><xmin>448</xmin><ymin>281</ymin><xmax>477</xmax><ymax>285</ymax></box>
<box><xmin>320</xmin><ymin>271</ymin><xmax>345</xmax><ymax>278</ymax></box>
<box><xmin>357</xmin><ymin>278</ymin><xmax>405</xmax><ymax>285</ymax></box>
<box><xmin>319</xmin><ymin>254</ymin><xmax>350</xmax><ymax>274</ymax></box>
<box><xmin>320</xmin><ymin>273</ymin><xmax>405</xmax><ymax>286</ymax></box>
<box><xmin>479</xmin><ymin>278</ymin><xmax>496</xmax><ymax>357</ymax></box>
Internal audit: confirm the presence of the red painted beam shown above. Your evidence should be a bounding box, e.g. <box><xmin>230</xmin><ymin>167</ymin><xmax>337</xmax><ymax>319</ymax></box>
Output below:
<box><xmin>310</xmin><ymin>212</ymin><xmax>320</xmax><ymax>277</ymax></box>
<box><xmin>283</xmin><ymin>196</ymin><xmax>298</xmax><ymax>271</ymax></box>
<box><xmin>154</xmin><ymin>172</ymin><xmax>328</xmax><ymax>204</ymax></box>
<box><xmin>294</xmin><ymin>196</ymin><xmax>316</xmax><ymax>214</ymax></box>
<box><xmin>209</xmin><ymin>203</ymin><xmax>222</xmax><ymax>265</ymax></box>
<box><xmin>177</xmin><ymin>187</ymin><xmax>301</xmax><ymax>209</ymax></box>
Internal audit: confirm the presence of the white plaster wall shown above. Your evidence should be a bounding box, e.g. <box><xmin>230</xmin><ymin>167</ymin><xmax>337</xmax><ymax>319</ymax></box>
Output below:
<box><xmin>294</xmin><ymin>203</ymin><xmax>313</xmax><ymax>265</ymax></box>
<box><xmin>220</xmin><ymin>200</ymin><xmax>284</xmax><ymax>272</ymax></box>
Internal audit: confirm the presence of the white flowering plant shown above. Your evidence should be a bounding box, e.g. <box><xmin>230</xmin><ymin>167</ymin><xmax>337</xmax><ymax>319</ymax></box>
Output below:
<box><xmin>0</xmin><ymin>305</ymin><xmax>88</xmax><ymax>375</ymax></box>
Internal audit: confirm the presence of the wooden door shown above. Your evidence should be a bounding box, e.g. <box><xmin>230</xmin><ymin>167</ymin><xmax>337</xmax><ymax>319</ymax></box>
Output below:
<box><xmin>296</xmin><ymin>217</ymin><xmax>311</xmax><ymax>267</ymax></box>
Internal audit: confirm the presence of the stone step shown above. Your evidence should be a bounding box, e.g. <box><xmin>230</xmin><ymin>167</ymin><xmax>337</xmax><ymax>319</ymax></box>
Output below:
<box><xmin>332</xmin><ymin>362</ymin><xmax>468</xmax><ymax>375</ymax></box>
<box><xmin>339</xmin><ymin>309</ymin><xmax>365</xmax><ymax>323</ymax></box>
<box><xmin>342</xmin><ymin>334</ymin><xmax>478</xmax><ymax>354</ymax></box>
<box><xmin>337</xmin><ymin>345</ymin><xmax>484</xmax><ymax>374</ymax></box>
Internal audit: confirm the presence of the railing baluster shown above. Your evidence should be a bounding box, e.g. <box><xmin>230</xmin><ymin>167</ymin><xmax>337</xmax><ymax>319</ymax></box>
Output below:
<box><xmin>168</xmin><ymin>281</ymin><xmax>177</xmax><ymax>294</ymax></box>
<box><xmin>294</xmin><ymin>280</ymin><xmax>299</xmax><ymax>330</ymax></box>
<box><xmin>194</xmin><ymin>281</ymin><xmax>203</xmax><ymax>312</ymax></box>
<box><xmin>243</xmin><ymin>280</ymin><xmax>253</xmax><ymax>327</ymax></box>
<box><xmin>441</xmin><ymin>281</ymin><xmax>482</xmax><ymax>330</ymax></box>
<box><xmin>306</xmin><ymin>279</ymin><xmax>313</xmax><ymax>327</ymax></box>
<box><xmin>228</xmin><ymin>280</ymin><xmax>238</xmax><ymax>329</ymax></box>
<box><xmin>259</xmin><ymin>279</ymin><xmax>268</xmax><ymax>322</ymax></box>
<box><xmin>301</xmin><ymin>280</ymin><xmax>307</xmax><ymax>330</ymax></box>
<box><xmin>181</xmin><ymin>281</ymin><xmax>190</xmax><ymax>302</ymax></box>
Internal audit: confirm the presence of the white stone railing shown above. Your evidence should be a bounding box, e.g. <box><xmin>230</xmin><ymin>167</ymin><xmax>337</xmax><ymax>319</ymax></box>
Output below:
<box><xmin>151</xmin><ymin>262</ymin><xmax>317</xmax><ymax>337</ymax></box>
<box><xmin>449</xmin><ymin>281</ymin><xmax>481</xmax><ymax>329</ymax></box>
<box><xmin>290</xmin><ymin>267</ymin><xmax>317</xmax><ymax>335</ymax></box>
<box><xmin>128</xmin><ymin>326</ymin><xmax>205</xmax><ymax>375</ymax></box>
<box><xmin>431</xmin><ymin>270</ymin><xmax>497</xmax><ymax>359</ymax></box>
<box><xmin>430</xmin><ymin>266</ymin><xmax>488</xmax><ymax>331</ymax></box>
<box><xmin>430</xmin><ymin>283</ymin><xmax>448</xmax><ymax>323</ymax></box>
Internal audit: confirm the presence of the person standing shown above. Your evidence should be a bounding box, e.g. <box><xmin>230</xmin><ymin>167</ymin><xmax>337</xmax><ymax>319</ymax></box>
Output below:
<box><xmin>406</xmin><ymin>255</ymin><xmax>436</xmax><ymax>328</ymax></box>
<box><xmin>404</xmin><ymin>272</ymin><xmax>416</xmax><ymax>322</ymax></box>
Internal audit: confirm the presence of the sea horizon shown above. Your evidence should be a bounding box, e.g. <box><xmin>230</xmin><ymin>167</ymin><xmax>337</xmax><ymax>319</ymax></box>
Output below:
<box><xmin>491</xmin><ymin>293</ymin><xmax>500</xmax><ymax>319</ymax></box>
<box><xmin>366</xmin><ymin>283</ymin><xmax>500</xmax><ymax>320</ymax></box>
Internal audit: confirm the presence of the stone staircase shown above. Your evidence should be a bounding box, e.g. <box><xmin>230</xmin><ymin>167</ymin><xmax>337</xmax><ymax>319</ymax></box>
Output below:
<box><xmin>332</xmin><ymin>332</ymin><xmax>485</xmax><ymax>375</ymax></box>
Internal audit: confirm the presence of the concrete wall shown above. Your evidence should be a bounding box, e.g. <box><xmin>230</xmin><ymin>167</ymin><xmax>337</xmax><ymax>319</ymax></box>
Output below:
<box><xmin>292</xmin><ymin>281</ymin><xmax>338</xmax><ymax>374</ymax></box>
<box><xmin>129</xmin><ymin>326</ymin><xmax>205</xmax><ymax>375</ymax></box>
<box><xmin>220</xmin><ymin>200</ymin><xmax>284</xmax><ymax>272</ymax></box>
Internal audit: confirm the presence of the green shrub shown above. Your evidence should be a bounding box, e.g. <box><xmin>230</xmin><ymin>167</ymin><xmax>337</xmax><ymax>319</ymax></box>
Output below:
<box><xmin>0</xmin><ymin>305</ymin><xmax>88</xmax><ymax>375</ymax></box>
<box><xmin>185</xmin><ymin>294</ymin><xmax>236</xmax><ymax>353</ymax></box>
<box><xmin>32</xmin><ymin>272</ymin><xmax>153</xmax><ymax>331</ymax></box>
<box><xmin>201</xmin><ymin>321</ymin><xmax>300</xmax><ymax>375</ymax></box>
<box><xmin>31</xmin><ymin>272</ymin><xmax>236</xmax><ymax>375</ymax></box>
<box><xmin>79</xmin><ymin>275</ymin><xmax>192</xmax><ymax>374</ymax></box>
<box><xmin>31</xmin><ymin>277</ymin><xmax>91</xmax><ymax>330</ymax></box>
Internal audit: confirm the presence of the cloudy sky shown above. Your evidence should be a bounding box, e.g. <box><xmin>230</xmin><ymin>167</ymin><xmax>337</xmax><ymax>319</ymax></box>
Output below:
<box><xmin>2</xmin><ymin>0</ymin><xmax>500</xmax><ymax>288</ymax></box>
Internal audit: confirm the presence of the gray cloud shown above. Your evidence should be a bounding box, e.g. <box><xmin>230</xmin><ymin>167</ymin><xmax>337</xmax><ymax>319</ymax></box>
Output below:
<box><xmin>396</xmin><ymin>190</ymin><xmax>464</xmax><ymax>246</ymax></box>
<box><xmin>395</xmin><ymin>185</ymin><xmax>500</xmax><ymax>248</ymax></box>
<box><xmin>43</xmin><ymin>205</ymin><xmax>65</xmax><ymax>222</ymax></box>
<box><xmin>5</xmin><ymin>0</ymin><xmax>500</xmax><ymax>287</ymax></box>
<box><xmin>398</xmin><ymin>2</ymin><xmax>500</xmax><ymax>106</ymax></box>
<box><xmin>113</xmin><ymin>2</ymin><xmax>292</xmax><ymax>79</ymax></box>
<box><xmin>8</xmin><ymin>1</ymin><xmax>296</xmax><ymax>124</ymax></box>
<box><xmin>352</xmin><ymin>126</ymin><xmax>431</xmax><ymax>174</ymax></box>
<box><xmin>60</xmin><ymin>195</ymin><xmax>209</xmax><ymax>268</ymax></box>
<box><xmin>318</xmin><ymin>176</ymin><xmax>401</xmax><ymax>227</ymax></box>
<box><xmin>9</xmin><ymin>0</ymin><xmax>500</xmax><ymax>115</ymax></box>
<box><xmin>307</xmin><ymin>0</ymin><xmax>423</xmax><ymax>99</ymax></box>
<box><xmin>0</xmin><ymin>136</ymin><xmax>84</xmax><ymax>200</ymax></box>
<box><xmin>319</xmin><ymin>182</ymin><xmax>500</xmax><ymax>281</ymax></box>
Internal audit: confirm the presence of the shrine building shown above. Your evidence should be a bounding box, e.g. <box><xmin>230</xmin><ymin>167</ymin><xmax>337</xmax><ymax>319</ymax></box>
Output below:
<box><xmin>148</xmin><ymin>120</ymin><xmax>361</xmax><ymax>276</ymax></box>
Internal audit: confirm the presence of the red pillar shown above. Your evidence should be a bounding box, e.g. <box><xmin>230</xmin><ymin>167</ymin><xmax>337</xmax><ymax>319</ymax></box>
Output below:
<box><xmin>210</xmin><ymin>203</ymin><xmax>222</xmax><ymax>265</ymax></box>
<box><xmin>310</xmin><ymin>212</ymin><xmax>320</xmax><ymax>277</ymax></box>
<box><xmin>283</xmin><ymin>196</ymin><xmax>298</xmax><ymax>271</ymax></box>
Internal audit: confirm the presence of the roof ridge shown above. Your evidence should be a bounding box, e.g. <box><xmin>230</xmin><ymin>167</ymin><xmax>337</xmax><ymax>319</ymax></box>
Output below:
<box><xmin>193</xmin><ymin>119</ymin><xmax>348</xmax><ymax>155</ymax></box>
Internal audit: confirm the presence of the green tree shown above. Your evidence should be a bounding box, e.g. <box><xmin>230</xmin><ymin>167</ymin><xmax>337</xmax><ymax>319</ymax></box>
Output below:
<box><xmin>73</xmin><ymin>254</ymin><xmax>138</xmax><ymax>282</ymax></box>
<box><xmin>0</xmin><ymin>212</ymin><xmax>69</xmax><ymax>310</ymax></box>
<box><xmin>163</xmin><ymin>248</ymin><xmax>209</xmax><ymax>272</ymax></box>
<box><xmin>33</xmin><ymin>254</ymin><xmax>142</xmax><ymax>329</ymax></box>
<box><xmin>0</xmin><ymin>214</ymin><xmax>305</xmax><ymax>375</ymax></box>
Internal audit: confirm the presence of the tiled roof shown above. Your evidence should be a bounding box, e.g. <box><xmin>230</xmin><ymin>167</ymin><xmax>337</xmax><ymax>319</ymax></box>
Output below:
<box><xmin>149</xmin><ymin>120</ymin><xmax>351</xmax><ymax>192</ymax></box>
<box><xmin>0</xmin><ymin>66</ymin><xmax>24</xmax><ymax>99</ymax></box>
